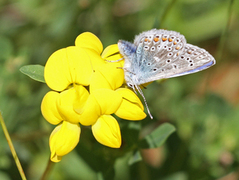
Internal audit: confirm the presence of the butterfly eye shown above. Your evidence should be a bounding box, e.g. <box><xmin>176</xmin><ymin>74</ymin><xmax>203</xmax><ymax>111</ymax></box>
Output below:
<box><xmin>128</xmin><ymin>83</ymin><xmax>133</xmax><ymax>88</ymax></box>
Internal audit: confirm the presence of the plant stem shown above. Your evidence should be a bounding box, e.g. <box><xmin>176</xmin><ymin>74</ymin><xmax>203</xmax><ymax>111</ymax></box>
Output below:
<box><xmin>216</xmin><ymin>0</ymin><xmax>235</xmax><ymax>62</ymax></box>
<box><xmin>40</xmin><ymin>157</ymin><xmax>54</xmax><ymax>180</ymax></box>
<box><xmin>0</xmin><ymin>112</ymin><xmax>27</xmax><ymax>180</ymax></box>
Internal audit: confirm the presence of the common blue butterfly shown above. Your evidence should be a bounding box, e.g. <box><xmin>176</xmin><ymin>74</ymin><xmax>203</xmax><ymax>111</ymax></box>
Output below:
<box><xmin>117</xmin><ymin>29</ymin><xmax>216</xmax><ymax>118</ymax></box>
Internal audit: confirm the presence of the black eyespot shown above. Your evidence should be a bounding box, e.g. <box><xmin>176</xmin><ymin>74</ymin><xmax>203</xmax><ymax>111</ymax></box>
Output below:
<box><xmin>173</xmin><ymin>65</ymin><xmax>177</xmax><ymax>68</ymax></box>
<box><xmin>168</xmin><ymin>52</ymin><xmax>173</xmax><ymax>56</ymax></box>
<box><xmin>189</xmin><ymin>60</ymin><xmax>193</xmax><ymax>63</ymax></box>
<box><xmin>167</xmin><ymin>59</ymin><xmax>171</xmax><ymax>63</ymax></box>
<box><xmin>168</xmin><ymin>47</ymin><xmax>172</xmax><ymax>51</ymax></box>
<box><xmin>164</xmin><ymin>46</ymin><xmax>167</xmax><ymax>48</ymax></box>
<box><xmin>162</xmin><ymin>69</ymin><xmax>165</xmax><ymax>71</ymax></box>
<box><xmin>187</xmin><ymin>57</ymin><xmax>190</xmax><ymax>61</ymax></box>
<box><xmin>147</xmin><ymin>63</ymin><xmax>151</xmax><ymax>66</ymax></box>
<box><xmin>190</xmin><ymin>64</ymin><xmax>193</xmax><ymax>66</ymax></box>
<box><xmin>153</xmin><ymin>68</ymin><xmax>157</xmax><ymax>71</ymax></box>
<box><xmin>181</xmin><ymin>56</ymin><xmax>184</xmax><ymax>59</ymax></box>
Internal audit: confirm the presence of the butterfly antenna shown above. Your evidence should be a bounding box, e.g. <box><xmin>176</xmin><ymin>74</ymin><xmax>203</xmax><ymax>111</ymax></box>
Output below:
<box><xmin>134</xmin><ymin>84</ymin><xmax>153</xmax><ymax>119</ymax></box>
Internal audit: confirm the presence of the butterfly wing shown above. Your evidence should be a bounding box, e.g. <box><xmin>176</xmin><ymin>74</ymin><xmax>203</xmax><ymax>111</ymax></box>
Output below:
<box><xmin>132</xmin><ymin>29</ymin><xmax>215</xmax><ymax>85</ymax></box>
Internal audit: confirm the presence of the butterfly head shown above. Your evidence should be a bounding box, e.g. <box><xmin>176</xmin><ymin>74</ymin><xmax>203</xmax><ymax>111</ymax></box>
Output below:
<box><xmin>118</xmin><ymin>40</ymin><xmax>137</xmax><ymax>57</ymax></box>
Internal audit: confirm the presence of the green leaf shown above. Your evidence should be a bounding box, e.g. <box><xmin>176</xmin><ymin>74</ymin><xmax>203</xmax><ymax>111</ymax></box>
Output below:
<box><xmin>20</xmin><ymin>65</ymin><xmax>45</xmax><ymax>83</ymax></box>
<box><xmin>128</xmin><ymin>151</ymin><xmax>142</xmax><ymax>165</ymax></box>
<box><xmin>138</xmin><ymin>123</ymin><xmax>176</xmax><ymax>149</ymax></box>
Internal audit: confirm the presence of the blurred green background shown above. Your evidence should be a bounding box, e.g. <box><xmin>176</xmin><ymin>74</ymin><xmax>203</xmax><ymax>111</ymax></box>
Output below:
<box><xmin>0</xmin><ymin>0</ymin><xmax>239</xmax><ymax>179</ymax></box>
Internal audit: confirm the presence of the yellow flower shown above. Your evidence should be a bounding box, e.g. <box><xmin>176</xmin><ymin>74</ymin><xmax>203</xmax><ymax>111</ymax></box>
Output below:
<box><xmin>41</xmin><ymin>32</ymin><xmax>146</xmax><ymax>162</ymax></box>
<box><xmin>49</xmin><ymin>121</ymin><xmax>81</xmax><ymax>162</ymax></box>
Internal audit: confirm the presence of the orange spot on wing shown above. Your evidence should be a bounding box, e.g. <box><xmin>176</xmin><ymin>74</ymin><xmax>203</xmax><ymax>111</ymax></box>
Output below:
<box><xmin>173</xmin><ymin>41</ymin><xmax>177</xmax><ymax>45</ymax></box>
<box><xmin>168</xmin><ymin>38</ymin><xmax>173</xmax><ymax>42</ymax></box>
<box><xmin>176</xmin><ymin>46</ymin><xmax>180</xmax><ymax>50</ymax></box>
<box><xmin>144</xmin><ymin>38</ymin><xmax>148</xmax><ymax>42</ymax></box>
<box><xmin>162</xmin><ymin>37</ymin><xmax>167</xmax><ymax>41</ymax></box>
<box><xmin>154</xmin><ymin>37</ymin><xmax>159</xmax><ymax>42</ymax></box>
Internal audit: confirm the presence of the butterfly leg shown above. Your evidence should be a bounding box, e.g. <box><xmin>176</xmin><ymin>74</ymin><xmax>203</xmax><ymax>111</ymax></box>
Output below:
<box><xmin>104</xmin><ymin>57</ymin><xmax>124</xmax><ymax>62</ymax></box>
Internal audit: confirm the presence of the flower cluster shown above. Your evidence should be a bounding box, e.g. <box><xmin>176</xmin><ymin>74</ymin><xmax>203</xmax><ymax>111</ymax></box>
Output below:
<box><xmin>41</xmin><ymin>32</ymin><xmax>146</xmax><ymax>162</ymax></box>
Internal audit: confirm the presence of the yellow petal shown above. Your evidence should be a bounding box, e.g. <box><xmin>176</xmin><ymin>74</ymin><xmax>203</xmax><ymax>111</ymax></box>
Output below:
<box><xmin>49</xmin><ymin>121</ymin><xmax>81</xmax><ymax>162</ymax></box>
<box><xmin>57</xmin><ymin>86</ymin><xmax>88</xmax><ymax>124</ymax></box>
<box><xmin>41</xmin><ymin>91</ymin><xmax>63</xmax><ymax>125</ymax></box>
<box><xmin>73</xmin><ymin>84</ymin><xmax>90</xmax><ymax>115</ymax></box>
<box><xmin>44</xmin><ymin>48</ymin><xmax>73</xmax><ymax>91</ymax></box>
<box><xmin>45</xmin><ymin>46</ymin><xmax>105</xmax><ymax>91</ymax></box>
<box><xmin>75</xmin><ymin>32</ymin><xmax>103</xmax><ymax>54</ymax></box>
<box><xmin>115</xmin><ymin>88</ymin><xmax>146</xmax><ymax>120</ymax></box>
<box><xmin>82</xmin><ymin>48</ymin><xmax>106</xmax><ymax>71</ymax></box>
<box><xmin>101</xmin><ymin>44</ymin><xmax>122</xmax><ymax>61</ymax></box>
<box><xmin>79</xmin><ymin>95</ymin><xmax>101</xmax><ymax>126</ymax></box>
<box><xmin>92</xmin><ymin>115</ymin><xmax>121</xmax><ymax>148</ymax></box>
<box><xmin>65</xmin><ymin>47</ymin><xmax>94</xmax><ymax>86</ymax></box>
<box><xmin>79</xmin><ymin>89</ymin><xmax>122</xmax><ymax>126</ymax></box>
<box><xmin>90</xmin><ymin>63</ymin><xmax>124</xmax><ymax>92</ymax></box>
<box><xmin>95</xmin><ymin>89</ymin><xmax>122</xmax><ymax>114</ymax></box>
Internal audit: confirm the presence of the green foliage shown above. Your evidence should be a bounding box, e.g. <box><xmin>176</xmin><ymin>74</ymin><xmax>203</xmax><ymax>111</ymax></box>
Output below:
<box><xmin>20</xmin><ymin>65</ymin><xmax>45</xmax><ymax>83</ymax></box>
<box><xmin>139</xmin><ymin>123</ymin><xmax>176</xmax><ymax>149</ymax></box>
<box><xmin>0</xmin><ymin>0</ymin><xmax>239</xmax><ymax>179</ymax></box>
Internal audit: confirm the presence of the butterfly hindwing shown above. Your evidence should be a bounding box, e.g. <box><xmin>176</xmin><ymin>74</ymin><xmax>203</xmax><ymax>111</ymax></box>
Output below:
<box><xmin>130</xmin><ymin>29</ymin><xmax>215</xmax><ymax>84</ymax></box>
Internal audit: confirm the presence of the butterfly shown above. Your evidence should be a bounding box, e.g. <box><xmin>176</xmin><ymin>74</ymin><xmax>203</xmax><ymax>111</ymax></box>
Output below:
<box><xmin>117</xmin><ymin>29</ymin><xmax>216</xmax><ymax>119</ymax></box>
